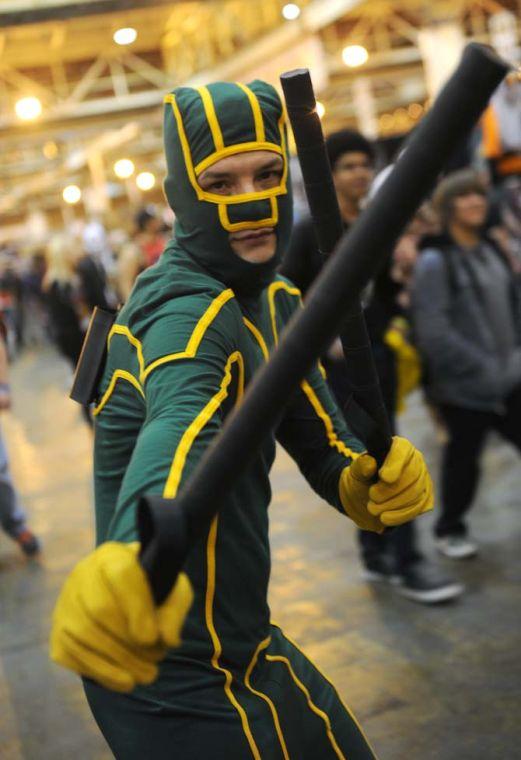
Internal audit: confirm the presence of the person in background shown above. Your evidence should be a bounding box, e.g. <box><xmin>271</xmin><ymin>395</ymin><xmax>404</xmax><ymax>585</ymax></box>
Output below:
<box><xmin>0</xmin><ymin>331</ymin><xmax>40</xmax><ymax>557</ymax></box>
<box><xmin>412</xmin><ymin>169</ymin><xmax>521</xmax><ymax>559</ymax></box>
<box><xmin>117</xmin><ymin>206</ymin><xmax>168</xmax><ymax>301</ymax></box>
<box><xmin>281</xmin><ymin>130</ymin><xmax>462</xmax><ymax>604</ymax></box>
<box><xmin>43</xmin><ymin>234</ymin><xmax>92</xmax><ymax>425</ymax></box>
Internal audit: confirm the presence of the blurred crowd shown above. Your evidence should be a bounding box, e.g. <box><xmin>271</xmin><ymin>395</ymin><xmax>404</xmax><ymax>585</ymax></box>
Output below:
<box><xmin>1</xmin><ymin>77</ymin><xmax>520</xmax><ymax>604</ymax></box>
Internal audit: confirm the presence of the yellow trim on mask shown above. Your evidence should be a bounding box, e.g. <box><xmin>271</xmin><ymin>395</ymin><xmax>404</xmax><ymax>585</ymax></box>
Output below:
<box><xmin>218</xmin><ymin>196</ymin><xmax>278</xmax><ymax>232</ymax></box>
<box><xmin>194</xmin><ymin>141</ymin><xmax>283</xmax><ymax>176</ymax></box>
<box><xmin>195</xmin><ymin>85</ymin><xmax>224</xmax><ymax>151</ymax></box>
<box><xmin>235</xmin><ymin>82</ymin><xmax>266</xmax><ymax>142</ymax></box>
<box><xmin>164</xmin><ymin>93</ymin><xmax>288</xmax><ymax>206</ymax></box>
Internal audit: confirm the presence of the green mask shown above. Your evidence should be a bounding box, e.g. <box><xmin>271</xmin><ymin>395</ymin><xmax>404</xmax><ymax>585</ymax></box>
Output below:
<box><xmin>163</xmin><ymin>80</ymin><xmax>293</xmax><ymax>296</ymax></box>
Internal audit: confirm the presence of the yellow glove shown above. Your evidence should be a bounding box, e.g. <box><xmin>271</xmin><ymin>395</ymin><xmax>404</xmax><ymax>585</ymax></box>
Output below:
<box><xmin>50</xmin><ymin>542</ymin><xmax>193</xmax><ymax>693</ymax></box>
<box><xmin>339</xmin><ymin>436</ymin><xmax>434</xmax><ymax>532</ymax></box>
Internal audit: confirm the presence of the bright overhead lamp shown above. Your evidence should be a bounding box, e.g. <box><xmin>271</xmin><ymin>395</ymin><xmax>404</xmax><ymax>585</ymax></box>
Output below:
<box><xmin>342</xmin><ymin>45</ymin><xmax>369</xmax><ymax>68</ymax></box>
<box><xmin>114</xmin><ymin>158</ymin><xmax>135</xmax><ymax>178</ymax></box>
<box><xmin>316</xmin><ymin>101</ymin><xmax>325</xmax><ymax>119</ymax></box>
<box><xmin>282</xmin><ymin>3</ymin><xmax>301</xmax><ymax>20</ymax></box>
<box><xmin>15</xmin><ymin>96</ymin><xmax>42</xmax><ymax>121</ymax></box>
<box><xmin>136</xmin><ymin>171</ymin><xmax>156</xmax><ymax>191</ymax></box>
<box><xmin>63</xmin><ymin>185</ymin><xmax>82</xmax><ymax>204</ymax></box>
<box><xmin>113</xmin><ymin>27</ymin><xmax>137</xmax><ymax>46</ymax></box>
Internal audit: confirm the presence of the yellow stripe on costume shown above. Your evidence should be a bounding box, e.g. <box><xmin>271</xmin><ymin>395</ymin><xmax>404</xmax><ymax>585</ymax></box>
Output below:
<box><xmin>266</xmin><ymin>654</ymin><xmax>346</xmax><ymax>760</ymax></box>
<box><xmin>243</xmin><ymin>318</ymin><xmax>269</xmax><ymax>361</ymax></box>
<box><xmin>108</xmin><ymin>325</ymin><xmax>145</xmax><ymax>378</ymax></box>
<box><xmin>267</xmin><ymin>280</ymin><xmax>301</xmax><ymax>346</ymax></box>
<box><xmin>235</xmin><ymin>83</ymin><xmax>266</xmax><ymax>142</ymax></box>
<box><xmin>195</xmin><ymin>85</ymin><xmax>224</xmax><ymax>151</ymax></box>
<box><xmin>205</xmin><ymin>517</ymin><xmax>261</xmax><ymax>760</ymax></box>
<box><xmin>164</xmin><ymin>354</ymin><xmax>261</xmax><ymax>759</ymax></box>
<box><xmin>93</xmin><ymin>369</ymin><xmax>144</xmax><ymax>416</ymax></box>
<box><xmin>244</xmin><ymin>637</ymin><xmax>290</xmax><ymax>760</ymax></box>
<box><xmin>300</xmin><ymin>380</ymin><xmax>357</xmax><ymax>460</ymax></box>
<box><xmin>142</xmin><ymin>289</ymin><xmax>235</xmax><ymax>383</ymax></box>
<box><xmin>271</xmin><ymin>622</ymin><xmax>379</xmax><ymax>759</ymax></box>
<box><xmin>267</xmin><ymin>279</ymin><xmax>356</xmax><ymax>460</ymax></box>
<box><xmin>163</xmin><ymin>350</ymin><xmax>244</xmax><ymax>498</ymax></box>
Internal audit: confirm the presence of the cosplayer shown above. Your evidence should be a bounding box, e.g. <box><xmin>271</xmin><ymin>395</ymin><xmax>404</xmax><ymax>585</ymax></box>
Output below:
<box><xmin>51</xmin><ymin>81</ymin><xmax>433</xmax><ymax>759</ymax></box>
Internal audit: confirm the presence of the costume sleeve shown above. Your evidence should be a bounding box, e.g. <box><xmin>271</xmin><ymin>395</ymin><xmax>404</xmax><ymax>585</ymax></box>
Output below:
<box><xmin>276</xmin><ymin>361</ymin><xmax>365</xmax><ymax>513</ymax></box>
<box><xmin>104</xmin><ymin>297</ymin><xmax>241</xmax><ymax>543</ymax></box>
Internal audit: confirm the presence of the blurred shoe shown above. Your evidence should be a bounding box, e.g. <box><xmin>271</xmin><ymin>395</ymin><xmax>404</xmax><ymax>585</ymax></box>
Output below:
<box><xmin>15</xmin><ymin>529</ymin><xmax>41</xmax><ymax>557</ymax></box>
<box><xmin>393</xmin><ymin>561</ymin><xmax>464</xmax><ymax>604</ymax></box>
<box><xmin>435</xmin><ymin>535</ymin><xmax>478</xmax><ymax>559</ymax></box>
<box><xmin>361</xmin><ymin>554</ymin><xmax>397</xmax><ymax>583</ymax></box>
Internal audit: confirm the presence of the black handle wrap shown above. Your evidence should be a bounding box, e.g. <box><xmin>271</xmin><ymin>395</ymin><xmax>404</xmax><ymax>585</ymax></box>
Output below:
<box><xmin>140</xmin><ymin>43</ymin><xmax>509</xmax><ymax>604</ymax></box>
<box><xmin>280</xmin><ymin>67</ymin><xmax>392</xmax><ymax>466</ymax></box>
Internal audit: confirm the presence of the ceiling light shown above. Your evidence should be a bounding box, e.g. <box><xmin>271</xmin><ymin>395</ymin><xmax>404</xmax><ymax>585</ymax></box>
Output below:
<box><xmin>113</xmin><ymin>27</ymin><xmax>137</xmax><ymax>46</ymax></box>
<box><xmin>316</xmin><ymin>101</ymin><xmax>325</xmax><ymax>119</ymax></box>
<box><xmin>15</xmin><ymin>96</ymin><xmax>42</xmax><ymax>121</ymax></box>
<box><xmin>63</xmin><ymin>185</ymin><xmax>82</xmax><ymax>204</ymax></box>
<box><xmin>114</xmin><ymin>158</ymin><xmax>135</xmax><ymax>178</ymax></box>
<box><xmin>282</xmin><ymin>4</ymin><xmax>301</xmax><ymax>21</ymax></box>
<box><xmin>43</xmin><ymin>141</ymin><xmax>58</xmax><ymax>159</ymax></box>
<box><xmin>342</xmin><ymin>45</ymin><xmax>369</xmax><ymax>68</ymax></box>
<box><xmin>136</xmin><ymin>171</ymin><xmax>156</xmax><ymax>191</ymax></box>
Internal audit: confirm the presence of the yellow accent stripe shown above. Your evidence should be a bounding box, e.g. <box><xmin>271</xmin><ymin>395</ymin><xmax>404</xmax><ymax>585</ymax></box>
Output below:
<box><xmin>93</xmin><ymin>369</ymin><xmax>144</xmax><ymax>416</ymax></box>
<box><xmin>271</xmin><ymin>622</ymin><xmax>379</xmax><ymax>760</ymax></box>
<box><xmin>300</xmin><ymin>380</ymin><xmax>356</xmax><ymax>460</ymax></box>
<box><xmin>267</xmin><ymin>280</ymin><xmax>301</xmax><ymax>346</ymax></box>
<box><xmin>164</xmin><ymin>93</ymin><xmax>200</xmax><ymax>194</ymax></box>
<box><xmin>194</xmin><ymin>142</ymin><xmax>282</xmax><ymax>176</ymax></box>
<box><xmin>244</xmin><ymin>637</ymin><xmax>290</xmax><ymax>760</ymax></box>
<box><xmin>205</xmin><ymin>518</ymin><xmax>261</xmax><ymax>760</ymax></box>
<box><xmin>265</xmin><ymin>654</ymin><xmax>346</xmax><ymax>760</ymax></box>
<box><xmin>108</xmin><ymin>324</ymin><xmax>145</xmax><ymax>378</ymax></box>
<box><xmin>242</xmin><ymin>318</ymin><xmax>269</xmax><ymax>361</ymax></box>
<box><xmin>318</xmin><ymin>360</ymin><xmax>327</xmax><ymax>379</ymax></box>
<box><xmin>196</xmin><ymin>85</ymin><xmax>224</xmax><ymax>151</ymax></box>
<box><xmin>267</xmin><ymin>280</ymin><xmax>355</xmax><ymax>460</ymax></box>
<box><xmin>236</xmin><ymin>83</ymin><xmax>266</xmax><ymax>142</ymax></box>
<box><xmin>182</xmin><ymin>358</ymin><xmax>260</xmax><ymax>760</ymax></box>
<box><xmin>164</xmin><ymin>93</ymin><xmax>288</xmax><ymax>205</ymax></box>
<box><xmin>163</xmin><ymin>351</ymin><xmax>244</xmax><ymax>498</ymax></box>
<box><xmin>218</xmin><ymin>196</ymin><xmax>278</xmax><ymax>233</ymax></box>
<box><xmin>142</xmin><ymin>289</ymin><xmax>235</xmax><ymax>382</ymax></box>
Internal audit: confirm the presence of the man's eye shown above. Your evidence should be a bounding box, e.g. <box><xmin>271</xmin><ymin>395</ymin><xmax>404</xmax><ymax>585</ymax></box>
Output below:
<box><xmin>256</xmin><ymin>170</ymin><xmax>282</xmax><ymax>186</ymax></box>
<box><xmin>208</xmin><ymin>180</ymin><xmax>230</xmax><ymax>194</ymax></box>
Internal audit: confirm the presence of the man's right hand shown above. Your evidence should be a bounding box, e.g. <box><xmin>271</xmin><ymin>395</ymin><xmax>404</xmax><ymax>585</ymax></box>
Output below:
<box><xmin>50</xmin><ymin>542</ymin><xmax>193</xmax><ymax>692</ymax></box>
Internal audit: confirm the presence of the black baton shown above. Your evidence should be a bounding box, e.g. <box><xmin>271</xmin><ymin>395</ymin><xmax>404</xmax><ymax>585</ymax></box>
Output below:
<box><xmin>139</xmin><ymin>44</ymin><xmax>509</xmax><ymax>604</ymax></box>
<box><xmin>280</xmin><ymin>68</ymin><xmax>392</xmax><ymax>466</ymax></box>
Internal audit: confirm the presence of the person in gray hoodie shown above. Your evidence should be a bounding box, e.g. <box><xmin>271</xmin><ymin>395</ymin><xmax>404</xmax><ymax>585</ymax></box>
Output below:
<box><xmin>412</xmin><ymin>169</ymin><xmax>521</xmax><ymax>559</ymax></box>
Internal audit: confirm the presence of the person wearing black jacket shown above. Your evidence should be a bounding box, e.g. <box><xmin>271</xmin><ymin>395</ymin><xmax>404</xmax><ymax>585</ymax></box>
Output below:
<box><xmin>281</xmin><ymin>129</ymin><xmax>462</xmax><ymax>604</ymax></box>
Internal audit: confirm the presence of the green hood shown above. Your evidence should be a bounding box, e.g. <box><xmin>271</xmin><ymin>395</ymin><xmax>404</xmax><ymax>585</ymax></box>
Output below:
<box><xmin>163</xmin><ymin>80</ymin><xmax>293</xmax><ymax>296</ymax></box>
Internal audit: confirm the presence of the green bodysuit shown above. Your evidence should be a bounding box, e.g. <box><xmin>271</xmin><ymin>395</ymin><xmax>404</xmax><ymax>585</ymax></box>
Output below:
<box><xmin>84</xmin><ymin>80</ymin><xmax>377</xmax><ymax>760</ymax></box>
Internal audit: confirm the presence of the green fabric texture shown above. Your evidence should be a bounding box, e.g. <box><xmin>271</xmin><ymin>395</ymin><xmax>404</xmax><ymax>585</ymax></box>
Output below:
<box><xmin>163</xmin><ymin>80</ymin><xmax>293</xmax><ymax>295</ymax></box>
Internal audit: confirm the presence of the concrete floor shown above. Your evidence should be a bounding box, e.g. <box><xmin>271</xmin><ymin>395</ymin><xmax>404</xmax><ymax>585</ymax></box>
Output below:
<box><xmin>1</xmin><ymin>346</ymin><xmax>520</xmax><ymax>760</ymax></box>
